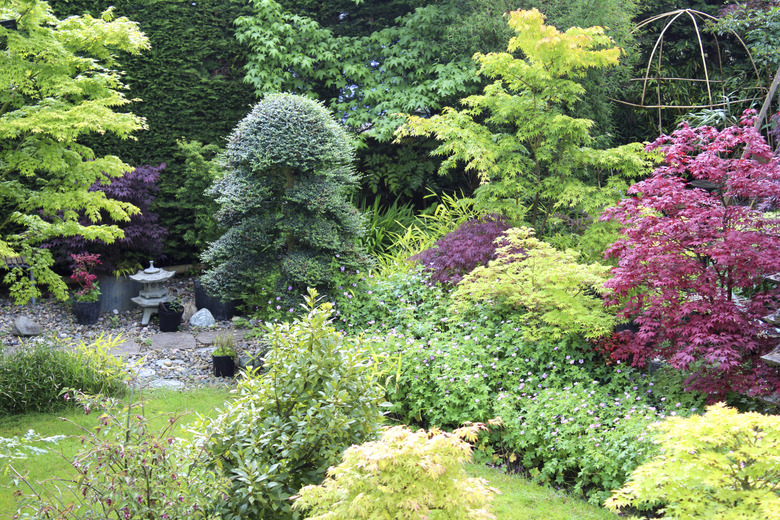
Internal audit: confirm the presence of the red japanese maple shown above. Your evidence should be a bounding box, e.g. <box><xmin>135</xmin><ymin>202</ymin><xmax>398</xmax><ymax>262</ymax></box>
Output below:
<box><xmin>602</xmin><ymin>111</ymin><xmax>780</xmax><ymax>399</ymax></box>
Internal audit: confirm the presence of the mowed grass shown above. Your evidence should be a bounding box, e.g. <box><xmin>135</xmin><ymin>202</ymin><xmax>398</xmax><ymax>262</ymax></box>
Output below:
<box><xmin>466</xmin><ymin>464</ymin><xmax>619</xmax><ymax>520</ymax></box>
<box><xmin>1</xmin><ymin>387</ymin><xmax>619</xmax><ymax>520</ymax></box>
<box><xmin>0</xmin><ymin>385</ymin><xmax>236</xmax><ymax>517</ymax></box>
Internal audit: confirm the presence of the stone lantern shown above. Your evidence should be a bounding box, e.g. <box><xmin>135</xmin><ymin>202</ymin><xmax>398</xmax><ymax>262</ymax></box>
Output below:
<box><xmin>130</xmin><ymin>261</ymin><xmax>175</xmax><ymax>324</ymax></box>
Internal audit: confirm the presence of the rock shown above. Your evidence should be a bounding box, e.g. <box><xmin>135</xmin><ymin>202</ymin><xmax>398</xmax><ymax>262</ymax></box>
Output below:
<box><xmin>190</xmin><ymin>308</ymin><xmax>215</xmax><ymax>328</ymax></box>
<box><xmin>11</xmin><ymin>317</ymin><xmax>43</xmax><ymax>336</ymax></box>
<box><xmin>182</xmin><ymin>301</ymin><xmax>197</xmax><ymax>323</ymax></box>
<box><xmin>109</xmin><ymin>339</ymin><xmax>141</xmax><ymax>357</ymax></box>
<box><xmin>239</xmin><ymin>353</ymin><xmax>263</xmax><ymax>371</ymax></box>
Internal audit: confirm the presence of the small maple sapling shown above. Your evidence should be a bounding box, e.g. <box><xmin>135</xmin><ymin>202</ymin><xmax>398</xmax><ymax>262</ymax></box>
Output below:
<box><xmin>602</xmin><ymin>110</ymin><xmax>780</xmax><ymax>399</ymax></box>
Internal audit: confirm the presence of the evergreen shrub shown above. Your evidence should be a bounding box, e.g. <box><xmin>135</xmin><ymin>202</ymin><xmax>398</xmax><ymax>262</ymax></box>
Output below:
<box><xmin>191</xmin><ymin>289</ymin><xmax>386</xmax><ymax>520</ymax></box>
<box><xmin>201</xmin><ymin>93</ymin><xmax>370</xmax><ymax>309</ymax></box>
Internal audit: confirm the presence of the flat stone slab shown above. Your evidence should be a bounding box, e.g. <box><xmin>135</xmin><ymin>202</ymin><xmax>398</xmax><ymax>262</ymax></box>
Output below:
<box><xmin>195</xmin><ymin>329</ymin><xmax>252</xmax><ymax>345</ymax></box>
<box><xmin>147</xmin><ymin>378</ymin><xmax>185</xmax><ymax>390</ymax></box>
<box><xmin>150</xmin><ymin>332</ymin><xmax>196</xmax><ymax>351</ymax></box>
<box><xmin>110</xmin><ymin>339</ymin><xmax>141</xmax><ymax>357</ymax></box>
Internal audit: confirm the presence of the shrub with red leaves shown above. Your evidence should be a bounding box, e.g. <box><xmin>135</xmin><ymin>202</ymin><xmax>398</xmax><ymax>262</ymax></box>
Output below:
<box><xmin>410</xmin><ymin>214</ymin><xmax>511</xmax><ymax>286</ymax></box>
<box><xmin>47</xmin><ymin>164</ymin><xmax>168</xmax><ymax>274</ymax></box>
<box><xmin>602</xmin><ymin>110</ymin><xmax>780</xmax><ymax>399</ymax></box>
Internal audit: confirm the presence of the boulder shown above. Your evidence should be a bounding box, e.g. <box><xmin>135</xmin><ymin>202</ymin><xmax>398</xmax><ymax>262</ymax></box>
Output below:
<box><xmin>11</xmin><ymin>317</ymin><xmax>43</xmax><ymax>336</ymax></box>
<box><xmin>182</xmin><ymin>301</ymin><xmax>197</xmax><ymax>323</ymax></box>
<box><xmin>190</xmin><ymin>308</ymin><xmax>215</xmax><ymax>328</ymax></box>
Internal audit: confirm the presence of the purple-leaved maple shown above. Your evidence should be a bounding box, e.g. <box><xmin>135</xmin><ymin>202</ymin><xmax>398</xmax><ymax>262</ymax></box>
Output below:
<box><xmin>602</xmin><ymin>110</ymin><xmax>780</xmax><ymax>399</ymax></box>
<box><xmin>410</xmin><ymin>214</ymin><xmax>511</xmax><ymax>285</ymax></box>
<box><xmin>47</xmin><ymin>164</ymin><xmax>168</xmax><ymax>274</ymax></box>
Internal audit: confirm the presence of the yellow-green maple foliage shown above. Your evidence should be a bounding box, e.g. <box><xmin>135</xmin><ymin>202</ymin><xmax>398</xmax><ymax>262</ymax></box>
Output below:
<box><xmin>293</xmin><ymin>423</ymin><xmax>498</xmax><ymax>520</ymax></box>
<box><xmin>0</xmin><ymin>0</ymin><xmax>148</xmax><ymax>303</ymax></box>
<box><xmin>451</xmin><ymin>227</ymin><xmax>614</xmax><ymax>340</ymax></box>
<box><xmin>606</xmin><ymin>403</ymin><xmax>780</xmax><ymax>520</ymax></box>
<box><xmin>395</xmin><ymin>9</ymin><xmax>649</xmax><ymax>235</ymax></box>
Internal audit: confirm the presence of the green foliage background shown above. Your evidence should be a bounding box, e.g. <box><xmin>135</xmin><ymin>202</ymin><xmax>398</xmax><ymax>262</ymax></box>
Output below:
<box><xmin>49</xmin><ymin>0</ymin><xmax>257</xmax><ymax>262</ymax></box>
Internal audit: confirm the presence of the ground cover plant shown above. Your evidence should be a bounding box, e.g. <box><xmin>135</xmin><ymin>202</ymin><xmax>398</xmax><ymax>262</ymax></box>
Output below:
<box><xmin>329</xmin><ymin>261</ymin><xmax>702</xmax><ymax>504</ymax></box>
<box><xmin>603</xmin><ymin>111</ymin><xmax>780</xmax><ymax>399</ymax></box>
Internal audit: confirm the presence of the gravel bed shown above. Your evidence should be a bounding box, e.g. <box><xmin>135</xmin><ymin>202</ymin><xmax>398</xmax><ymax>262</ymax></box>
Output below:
<box><xmin>0</xmin><ymin>277</ymin><xmax>266</xmax><ymax>389</ymax></box>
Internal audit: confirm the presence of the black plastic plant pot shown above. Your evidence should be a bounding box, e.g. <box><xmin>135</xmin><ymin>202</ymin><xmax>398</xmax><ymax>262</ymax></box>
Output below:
<box><xmin>212</xmin><ymin>355</ymin><xmax>235</xmax><ymax>378</ymax></box>
<box><xmin>73</xmin><ymin>300</ymin><xmax>101</xmax><ymax>325</ymax></box>
<box><xmin>194</xmin><ymin>279</ymin><xmax>237</xmax><ymax>321</ymax></box>
<box><xmin>158</xmin><ymin>302</ymin><xmax>183</xmax><ymax>332</ymax></box>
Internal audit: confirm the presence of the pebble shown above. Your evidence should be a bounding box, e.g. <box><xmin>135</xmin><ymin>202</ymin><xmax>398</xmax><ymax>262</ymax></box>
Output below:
<box><xmin>0</xmin><ymin>276</ymin><xmax>266</xmax><ymax>389</ymax></box>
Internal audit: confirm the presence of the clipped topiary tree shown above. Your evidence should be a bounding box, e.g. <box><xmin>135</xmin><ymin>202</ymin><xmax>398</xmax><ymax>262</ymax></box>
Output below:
<box><xmin>201</xmin><ymin>93</ymin><xmax>370</xmax><ymax>306</ymax></box>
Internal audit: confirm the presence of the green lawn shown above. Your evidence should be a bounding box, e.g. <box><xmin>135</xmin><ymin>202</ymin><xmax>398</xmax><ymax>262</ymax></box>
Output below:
<box><xmin>1</xmin><ymin>387</ymin><xmax>618</xmax><ymax>519</ymax></box>
<box><xmin>466</xmin><ymin>464</ymin><xmax>618</xmax><ymax>520</ymax></box>
<box><xmin>0</xmin><ymin>386</ymin><xmax>235</xmax><ymax>517</ymax></box>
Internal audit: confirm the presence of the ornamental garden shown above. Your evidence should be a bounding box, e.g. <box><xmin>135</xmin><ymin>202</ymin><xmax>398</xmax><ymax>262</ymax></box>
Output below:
<box><xmin>2</xmin><ymin>1</ymin><xmax>780</xmax><ymax>519</ymax></box>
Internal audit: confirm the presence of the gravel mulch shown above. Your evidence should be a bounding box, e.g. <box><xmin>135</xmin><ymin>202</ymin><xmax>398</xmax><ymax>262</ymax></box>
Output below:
<box><xmin>0</xmin><ymin>277</ymin><xmax>266</xmax><ymax>389</ymax></box>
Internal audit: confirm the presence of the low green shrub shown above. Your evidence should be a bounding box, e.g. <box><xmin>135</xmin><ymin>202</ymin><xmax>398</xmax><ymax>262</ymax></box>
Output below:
<box><xmin>606</xmin><ymin>403</ymin><xmax>780</xmax><ymax>519</ymax></box>
<box><xmin>294</xmin><ymin>423</ymin><xmax>499</xmax><ymax>520</ymax></box>
<box><xmin>497</xmin><ymin>384</ymin><xmax>678</xmax><ymax>503</ymax></box>
<box><xmin>191</xmin><ymin>288</ymin><xmax>387</xmax><ymax>520</ymax></box>
<box><xmin>8</xmin><ymin>390</ymin><xmax>225</xmax><ymax>519</ymax></box>
<box><xmin>0</xmin><ymin>334</ymin><xmax>128</xmax><ymax>415</ymax></box>
<box><xmin>331</xmin><ymin>264</ymin><xmax>451</xmax><ymax>335</ymax></box>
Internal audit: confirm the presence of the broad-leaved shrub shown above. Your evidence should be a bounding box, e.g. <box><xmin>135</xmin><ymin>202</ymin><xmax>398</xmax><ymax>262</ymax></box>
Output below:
<box><xmin>8</xmin><ymin>390</ymin><xmax>225</xmax><ymax>519</ymax></box>
<box><xmin>293</xmin><ymin>423</ymin><xmax>498</xmax><ymax>520</ymax></box>
<box><xmin>191</xmin><ymin>289</ymin><xmax>386</xmax><ymax>520</ymax></box>
<box><xmin>606</xmin><ymin>403</ymin><xmax>780</xmax><ymax>519</ymax></box>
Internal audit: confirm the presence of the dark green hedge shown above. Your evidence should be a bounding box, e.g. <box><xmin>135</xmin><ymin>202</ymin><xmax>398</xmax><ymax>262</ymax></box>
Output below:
<box><xmin>50</xmin><ymin>0</ymin><xmax>257</xmax><ymax>262</ymax></box>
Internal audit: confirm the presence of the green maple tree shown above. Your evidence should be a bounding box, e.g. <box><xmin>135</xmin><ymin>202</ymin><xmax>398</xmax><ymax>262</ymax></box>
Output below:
<box><xmin>395</xmin><ymin>8</ymin><xmax>649</xmax><ymax>236</ymax></box>
<box><xmin>0</xmin><ymin>0</ymin><xmax>148</xmax><ymax>303</ymax></box>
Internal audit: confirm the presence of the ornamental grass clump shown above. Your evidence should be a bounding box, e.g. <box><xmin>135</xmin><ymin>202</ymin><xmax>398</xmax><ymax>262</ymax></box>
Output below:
<box><xmin>190</xmin><ymin>288</ymin><xmax>387</xmax><ymax>520</ymax></box>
